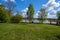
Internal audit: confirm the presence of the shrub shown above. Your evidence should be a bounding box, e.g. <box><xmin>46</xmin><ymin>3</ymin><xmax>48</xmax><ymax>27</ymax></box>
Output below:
<box><xmin>10</xmin><ymin>14</ymin><xmax>23</xmax><ymax>23</ymax></box>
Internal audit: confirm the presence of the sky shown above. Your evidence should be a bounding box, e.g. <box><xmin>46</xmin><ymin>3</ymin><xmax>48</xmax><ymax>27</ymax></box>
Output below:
<box><xmin>0</xmin><ymin>0</ymin><xmax>60</xmax><ymax>18</ymax></box>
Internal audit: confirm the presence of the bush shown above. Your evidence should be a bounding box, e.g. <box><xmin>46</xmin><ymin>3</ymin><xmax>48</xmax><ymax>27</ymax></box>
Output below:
<box><xmin>10</xmin><ymin>14</ymin><xmax>23</xmax><ymax>23</ymax></box>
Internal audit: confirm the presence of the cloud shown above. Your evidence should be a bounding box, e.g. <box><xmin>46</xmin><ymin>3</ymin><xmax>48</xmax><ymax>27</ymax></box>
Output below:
<box><xmin>4</xmin><ymin>0</ymin><xmax>15</xmax><ymax>2</ymax></box>
<box><xmin>10</xmin><ymin>0</ymin><xmax>15</xmax><ymax>2</ymax></box>
<box><xmin>48</xmin><ymin>13</ymin><xmax>57</xmax><ymax>18</ymax></box>
<box><xmin>43</xmin><ymin>0</ymin><xmax>60</xmax><ymax>8</ymax></box>
<box><xmin>4</xmin><ymin>0</ymin><xmax>8</xmax><ymax>2</ymax></box>
<box><xmin>43</xmin><ymin>0</ymin><xmax>60</xmax><ymax>18</ymax></box>
<box><xmin>22</xmin><ymin>8</ymin><xmax>28</xmax><ymax>12</ymax></box>
<box><xmin>34</xmin><ymin>11</ymin><xmax>40</xmax><ymax>18</ymax></box>
<box><xmin>21</xmin><ymin>8</ymin><xmax>28</xmax><ymax>18</ymax></box>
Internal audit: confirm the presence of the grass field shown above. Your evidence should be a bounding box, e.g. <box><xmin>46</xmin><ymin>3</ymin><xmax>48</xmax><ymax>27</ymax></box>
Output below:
<box><xmin>0</xmin><ymin>23</ymin><xmax>60</xmax><ymax>40</ymax></box>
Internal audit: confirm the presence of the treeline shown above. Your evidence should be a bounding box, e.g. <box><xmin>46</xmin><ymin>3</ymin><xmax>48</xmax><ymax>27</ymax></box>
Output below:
<box><xmin>0</xmin><ymin>4</ymin><xmax>22</xmax><ymax>23</ymax></box>
<box><xmin>0</xmin><ymin>1</ymin><xmax>60</xmax><ymax>25</ymax></box>
<box><xmin>0</xmin><ymin>3</ymin><xmax>47</xmax><ymax>23</ymax></box>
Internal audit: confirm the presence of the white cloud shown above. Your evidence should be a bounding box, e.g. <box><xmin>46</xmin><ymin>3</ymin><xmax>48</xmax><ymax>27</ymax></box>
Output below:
<box><xmin>34</xmin><ymin>11</ymin><xmax>40</xmax><ymax>18</ymax></box>
<box><xmin>43</xmin><ymin>0</ymin><xmax>60</xmax><ymax>18</ymax></box>
<box><xmin>22</xmin><ymin>8</ymin><xmax>28</xmax><ymax>12</ymax></box>
<box><xmin>47</xmin><ymin>7</ymin><xmax>54</xmax><ymax>11</ymax></box>
<box><xmin>43</xmin><ymin>0</ymin><xmax>60</xmax><ymax>8</ymax></box>
<box><xmin>10</xmin><ymin>0</ymin><xmax>15</xmax><ymax>2</ymax></box>
<box><xmin>21</xmin><ymin>8</ymin><xmax>28</xmax><ymax>18</ymax></box>
<box><xmin>4</xmin><ymin>0</ymin><xmax>8</xmax><ymax>2</ymax></box>
<box><xmin>4</xmin><ymin>0</ymin><xmax>15</xmax><ymax>2</ymax></box>
<box><xmin>48</xmin><ymin>13</ymin><xmax>57</xmax><ymax>18</ymax></box>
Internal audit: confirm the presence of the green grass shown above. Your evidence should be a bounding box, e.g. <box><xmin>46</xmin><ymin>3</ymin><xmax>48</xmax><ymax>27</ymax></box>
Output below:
<box><xmin>0</xmin><ymin>23</ymin><xmax>60</xmax><ymax>40</ymax></box>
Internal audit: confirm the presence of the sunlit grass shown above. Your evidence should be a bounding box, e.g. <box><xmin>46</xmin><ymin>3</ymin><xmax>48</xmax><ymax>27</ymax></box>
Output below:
<box><xmin>0</xmin><ymin>23</ymin><xmax>60</xmax><ymax>40</ymax></box>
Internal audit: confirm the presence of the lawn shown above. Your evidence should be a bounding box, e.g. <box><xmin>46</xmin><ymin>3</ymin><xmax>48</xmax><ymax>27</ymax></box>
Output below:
<box><xmin>0</xmin><ymin>23</ymin><xmax>60</xmax><ymax>40</ymax></box>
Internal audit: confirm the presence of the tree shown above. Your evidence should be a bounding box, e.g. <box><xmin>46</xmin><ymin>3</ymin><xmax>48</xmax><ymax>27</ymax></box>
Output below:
<box><xmin>27</xmin><ymin>4</ymin><xmax>34</xmax><ymax>23</ymax></box>
<box><xmin>38</xmin><ymin>7</ymin><xmax>47</xmax><ymax>23</ymax></box>
<box><xmin>38</xmin><ymin>11</ymin><xmax>41</xmax><ymax>23</ymax></box>
<box><xmin>57</xmin><ymin>10</ymin><xmax>60</xmax><ymax>25</ymax></box>
<box><xmin>10</xmin><ymin>14</ymin><xmax>23</xmax><ymax>23</ymax></box>
<box><xmin>0</xmin><ymin>4</ymin><xmax>10</xmax><ymax>23</ymax></box>
<box><xmin>3</xmin><ymin>0</ymin><xmax>16</xmax><ymax>18</ymax></box>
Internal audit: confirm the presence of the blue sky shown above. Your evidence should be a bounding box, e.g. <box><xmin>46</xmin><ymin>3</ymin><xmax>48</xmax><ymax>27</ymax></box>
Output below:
<box><xmin>0</xmin><ymin>0</ymin><xmax>60</xmax><ymax>18</ymax></box>
<box><xmin>16</xmin><ymin>0</ymin><xmax>48</xmax><ymax>13</ymax></box>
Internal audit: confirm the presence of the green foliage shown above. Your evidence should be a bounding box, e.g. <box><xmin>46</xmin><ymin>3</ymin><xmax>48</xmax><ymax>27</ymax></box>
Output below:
<box><xmin>4</xmin><ymin>0</ymin><xmax>16</xmax><ymax>21</ymax></box>
<box><xmin>0</xmin><ymin>5</ymin><xmax>10</xmax><ymax>23</ymax></box>
<box><xmin>27</xmin><ymin>4</ymin><xmax>34</xmax><ymax>22</ymax></box>
<box><xmin>38</xmin><ymin>7</ymin><xmax>47</xmax><ymax>23</ymax></box>
<box><xmin>10</xmin><ymin>14</ymin><xmax>23</xmax><ymax>23</ymax></box>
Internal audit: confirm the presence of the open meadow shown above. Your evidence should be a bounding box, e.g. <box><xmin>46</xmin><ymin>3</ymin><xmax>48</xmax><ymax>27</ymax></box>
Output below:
<box><xmin>0</xmin><ymin>23</ymin><xmax>60</xmax><ymax>40</ymax></box>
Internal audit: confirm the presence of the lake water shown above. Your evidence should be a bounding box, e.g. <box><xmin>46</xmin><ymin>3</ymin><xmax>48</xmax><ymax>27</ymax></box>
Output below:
<box><xmin>22</xmin><ymin>20</ymin><xmax>56</xmax><ymax>24</ymax></box>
